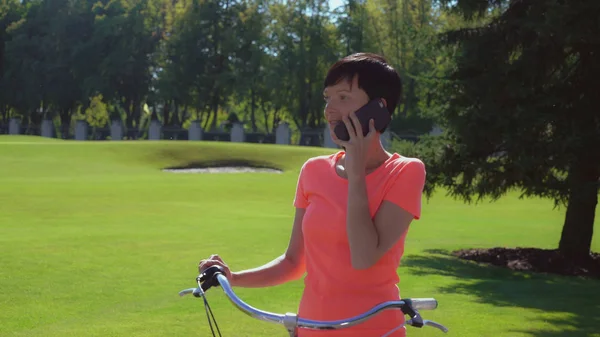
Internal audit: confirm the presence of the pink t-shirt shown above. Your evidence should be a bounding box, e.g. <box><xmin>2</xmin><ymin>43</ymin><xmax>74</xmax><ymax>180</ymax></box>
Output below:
<box><xmin>293</xmin><ymin>151</ymin><xmax>426</xmax><ymax>337</ymax></box>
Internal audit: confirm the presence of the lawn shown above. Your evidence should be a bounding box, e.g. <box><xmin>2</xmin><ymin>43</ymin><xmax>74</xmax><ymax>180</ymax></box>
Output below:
<box><xmin>0</xmin><ymin>135</ymin><xmax>598</xmax><ymax>337</ymax></box>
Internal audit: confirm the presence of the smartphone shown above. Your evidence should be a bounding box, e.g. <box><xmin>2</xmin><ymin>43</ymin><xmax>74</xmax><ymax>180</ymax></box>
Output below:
<box><xmin>333</xmin><ymin>98</ymin><xmax>391</xmax><ymax>141</ymax></box>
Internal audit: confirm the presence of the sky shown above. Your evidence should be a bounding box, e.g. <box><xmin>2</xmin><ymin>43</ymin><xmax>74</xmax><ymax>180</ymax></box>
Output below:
<box><xmin>328</xmin><ymin>0</ymin><xmax>345</xmax><ymax>10</ymax></box>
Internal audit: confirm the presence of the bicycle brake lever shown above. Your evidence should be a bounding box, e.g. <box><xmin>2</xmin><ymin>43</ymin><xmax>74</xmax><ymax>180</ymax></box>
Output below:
<box><xmin>179</xmin><ymin>288</ymin><xmax>196</xmax><ymax>296</ymax></box>
<box><xmin>178</xmin><ymin>287</ymin><xmax>204</xmax><ymax>298</ymax></box>
<box><xmin>423</xmin><ymin>320</ymin><xmax>449</xmax><ymax>333</ymax></box>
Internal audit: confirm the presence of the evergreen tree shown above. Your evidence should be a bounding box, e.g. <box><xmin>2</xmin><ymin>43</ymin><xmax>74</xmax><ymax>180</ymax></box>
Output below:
<box><xmin>434</xmin><ymin>0</ymin><xmax>600</xmax><ymax>259</ymax></box>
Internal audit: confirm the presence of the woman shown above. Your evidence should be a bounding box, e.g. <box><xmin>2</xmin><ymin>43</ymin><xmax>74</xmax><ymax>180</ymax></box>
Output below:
<box><xmin>198</xmin><ymin>53</ymin><xmax>426</xmax><ymax>337</ymax></box>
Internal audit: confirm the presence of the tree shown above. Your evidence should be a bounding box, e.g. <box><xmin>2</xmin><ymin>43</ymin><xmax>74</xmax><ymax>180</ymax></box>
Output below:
<box><xmin>265</xmin><ymin>0</ymin><xmax>340</xmax><ymax>131</ymax></box>
<box><xmin>92</xmin><ymin>0</ymin><xmax>163</xmax><ymax>132</ymax></box>
<box><xmin>433</xmin><ymin>0</ymin><xmax>600</xmax><ymax>260</ymax></box>
<box><xmin>0</xmin><ymin>0</ymin><xmax>26</xmax><ymax>123</ymax></box>
<box><xmin>360</xmin><ymin>0</ymin><xmax>445</xmax><ymax>134</ymax></box>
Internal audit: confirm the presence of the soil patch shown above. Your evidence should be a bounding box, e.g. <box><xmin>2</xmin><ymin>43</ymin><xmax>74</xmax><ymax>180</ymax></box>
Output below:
<box><xmin>162</xmin><ymin>159</ymin><xmax>282</xmax><ymax>174</ymax></box>
<box><xmin>453</xmin><ymin>247</ymin><xmax>600</xmax><ymax>279</ymax></box>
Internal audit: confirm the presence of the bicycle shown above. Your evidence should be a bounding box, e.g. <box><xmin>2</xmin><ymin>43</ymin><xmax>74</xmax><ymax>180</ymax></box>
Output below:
<box><xmin>179</xmin><ymin>265</ymin><xmax>449</xmax><ymax>337</ymax></box>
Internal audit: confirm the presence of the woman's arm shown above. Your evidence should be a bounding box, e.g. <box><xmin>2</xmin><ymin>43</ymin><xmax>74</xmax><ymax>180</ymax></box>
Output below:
<box><xmin>231</xmin><ymin>207</ymin><xmax>306</xmax><ymax>287</ymax></box>
<box><xmin>346</xmin><ymin>161</ymin><xmax>425</xmax><ymax>270</ymax></box>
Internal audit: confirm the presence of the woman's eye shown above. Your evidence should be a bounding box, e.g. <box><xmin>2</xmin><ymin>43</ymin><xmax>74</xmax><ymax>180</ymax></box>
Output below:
<box><xmin>340</xmin><ymin>95</ymin><xmax>348</xmax><ymax>101</ymax></box>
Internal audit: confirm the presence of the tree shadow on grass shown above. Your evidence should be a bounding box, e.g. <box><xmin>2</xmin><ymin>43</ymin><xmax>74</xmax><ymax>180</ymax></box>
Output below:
<box><xmin>402</xmin><ymin>249</ymin><xmax>600</xmax><ymax>337</ymax></box>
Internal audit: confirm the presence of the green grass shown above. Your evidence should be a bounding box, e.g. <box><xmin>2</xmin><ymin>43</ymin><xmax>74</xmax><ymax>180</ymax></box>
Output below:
<box><xmin>0</xmin><ymin>135</ymin><xmax>598</xmax><ymax>337</ymax></box>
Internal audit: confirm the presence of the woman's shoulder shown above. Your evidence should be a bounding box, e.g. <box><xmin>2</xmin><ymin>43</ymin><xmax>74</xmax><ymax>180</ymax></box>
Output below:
<box><xmin>299</xmin><ymin>151</ymin><xmax>340</xmax><ymax>172</ymax></box>
<box><xmin>385</xmin><ymin>153</ymin><xmax>426</xmax><ymax>175</ymax></box>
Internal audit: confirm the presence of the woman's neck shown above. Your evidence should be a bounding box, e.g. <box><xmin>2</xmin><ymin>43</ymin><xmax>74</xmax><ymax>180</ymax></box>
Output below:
<box><xmin>340</xmin><ymin>137</ymin><xmax>391</xmax><ymax>173</ymax></box>
<box><xmin>365</xmin><ymin>144</ymin><xmax>391</xmax><ymax>172</ymax></box>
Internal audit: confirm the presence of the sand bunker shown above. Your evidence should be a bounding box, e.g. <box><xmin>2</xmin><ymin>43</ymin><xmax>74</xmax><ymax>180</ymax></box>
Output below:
<box><xmin>163</xmin><ymin>166</ymin><xmax>282</xmax><ymax>174</ymax></box>
<box><xmin>162</xmin><ymin>160</ymin><xmax>283</xmax><ymax>174</ymax></box>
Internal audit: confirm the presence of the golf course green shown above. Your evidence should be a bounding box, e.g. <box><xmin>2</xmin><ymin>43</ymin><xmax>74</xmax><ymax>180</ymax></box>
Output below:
<box><xmin>1</xmin><ymin>135</ymin><xmax>598</xmax><ymax>337</ymax></box>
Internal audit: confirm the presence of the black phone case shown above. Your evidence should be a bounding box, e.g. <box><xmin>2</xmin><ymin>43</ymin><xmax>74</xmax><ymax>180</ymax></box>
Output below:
<box><xmin>333</xmin><ymin>98</ymin><xmax>391</xmax><ymax>141</ymax></box>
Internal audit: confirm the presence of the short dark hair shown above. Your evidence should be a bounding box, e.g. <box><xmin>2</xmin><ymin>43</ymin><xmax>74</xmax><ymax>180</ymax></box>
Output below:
<box><xmin>324</xmin><ymin>53</ymin><xmax>403</xmax><ymax>116</ymax></box>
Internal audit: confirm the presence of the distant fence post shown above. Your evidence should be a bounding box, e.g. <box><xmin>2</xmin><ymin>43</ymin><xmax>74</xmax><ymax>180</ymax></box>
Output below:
<box><xmin>275</xmin><ymin>122</ymin><xmax>290</xmax><ymax>145</ymax></box>
<box><xmin>111</xmin><ymin>120</ymin><xmax>123</xmax><ymax>140</ymax></box>
<box><xmin>41</xmin><ymin>119</ymin><xmax>54</xmax><ymax>138</ymax></box>
<box><xmin>430</xmin><ymin>125</ymin><xmax>443</xmax><ymax>136</ymax></box>
<box><xmin>75</xmin><ymin>120</ymin><xmax>88</xmax><ymax>141</ymax></box>
<box><xmin>381</xmin><ymin>130</ymin><xmax>392</xmax><ymax>150</ymax></box>
<box><xmin>188</xmin><ymin>120</ymin><xmax>203</xmax><ymax>141</ymax></box>
<box><xmin>323</xmin><ymin>126</ymin><xmax>337</xmax><ymax>148</ymax></box>
<box><xmin>149</xmin><ymin>120</ymin><xmax>161</xmax><ymax>140</ymax></box>
<box><xmin>9</xmin><ymin>118</ymin><xmax>20</xmax><ymax>135</ymax></box>
<box><xmin>231</xmin><ymin>122</ymin><xmax>245</xmax><ymax>142</ymax></box>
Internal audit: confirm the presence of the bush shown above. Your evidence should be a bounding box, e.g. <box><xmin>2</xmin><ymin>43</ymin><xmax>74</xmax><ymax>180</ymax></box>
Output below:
<box><xmin>389</xmin><ymin>134</ymin><xmax>447</xmax><ymax>198</ymax></box>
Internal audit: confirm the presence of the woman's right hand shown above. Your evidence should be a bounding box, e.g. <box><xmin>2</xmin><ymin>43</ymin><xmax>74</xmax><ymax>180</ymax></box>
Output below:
<box><xmin>198</xmin><ymin>254</ymin><xmax>234</xmax><ymax>280</ymax></box>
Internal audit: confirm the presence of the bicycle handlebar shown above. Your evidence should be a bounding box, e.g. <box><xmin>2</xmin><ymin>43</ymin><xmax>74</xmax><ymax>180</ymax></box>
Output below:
<box><xmin>179</xmin><ymin>265</ymin><xmax>449</xmax><ymax>335</ymax></box>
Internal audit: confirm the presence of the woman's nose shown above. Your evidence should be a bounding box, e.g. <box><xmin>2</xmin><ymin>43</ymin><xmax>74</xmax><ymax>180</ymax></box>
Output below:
<box><xmin>324</xmin><ymin>103</ymin><xmax>337</xmax><ymax>115</ymax></box>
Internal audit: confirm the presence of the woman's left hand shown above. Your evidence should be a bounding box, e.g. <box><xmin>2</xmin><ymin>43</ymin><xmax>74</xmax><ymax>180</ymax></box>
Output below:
<box><xmin>331</xmin><ymin>111</ymin><xmax>377</xmax><ymax>179</ymax></box>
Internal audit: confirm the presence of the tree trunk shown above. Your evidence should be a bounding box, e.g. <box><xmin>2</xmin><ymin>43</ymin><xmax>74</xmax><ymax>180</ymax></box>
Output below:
<box><xmin>250</xmin><ymin>88</ymin><xmax>257</xmax><ymax>132</ymax></box>
<box><xmin>163</xmin><ymin>100</ymin><xmax>171</xmax><ymax>125</ymax></box>
<box><xmin>401</xmin><ymin>78</ymin><xmax>415</xmax><ymax>117</ymax></box>
<box><xmin>60</xmin><ymin>108</ymin><xmax>72</xmax><ymax>139</ymax></box>
<box><xmin>260</xmin><ymin>101</ymin><xmax>270</xmax><ymax>133</ymax></box>
<box><xmin>172</xmin><ymin>103</ymin><xmax>180</xmax><ymax>127</ymax></box>
<box><xmin>210</xmin><ymin>91</ymin><xmax>219</xmax><ymax>131</ymax></box>
<box><xmin>558</xmin><ymin>161</ymin><xmax>599</xmax><ymax>259</ymax></box>
<box><xmin>1</xmin><ymin>105</ymin><xmax>7</xmax><ymax>124</ymax></box>
<box><xmin>124</xmin><ymin>97</ymin><xmax>133</xmax><ymax>130</ymax></box>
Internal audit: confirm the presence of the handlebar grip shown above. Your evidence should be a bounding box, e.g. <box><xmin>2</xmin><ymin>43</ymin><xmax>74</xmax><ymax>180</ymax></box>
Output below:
<box><xmin>198</xmin><ymin>265</ymin><xmax>226</xmax><ymax>292</ymax></box>
<box><xmin>406</xmin><ymin>298</ymin><xmax>438</xmax><ymax>311</ymax></box>
<box><xmin>201</xmin><ymin>279</ymin><xmax>213</xmax><ymax>292</ymax></box>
